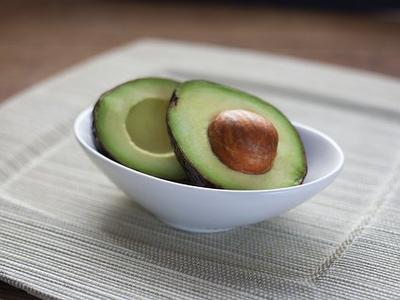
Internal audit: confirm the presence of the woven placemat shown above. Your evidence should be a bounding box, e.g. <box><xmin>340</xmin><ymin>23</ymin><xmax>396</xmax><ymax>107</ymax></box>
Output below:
<box><xmin>1</xmin><ymin>39</ymin><xmax>400</xmax><ymax>299</ymax></box>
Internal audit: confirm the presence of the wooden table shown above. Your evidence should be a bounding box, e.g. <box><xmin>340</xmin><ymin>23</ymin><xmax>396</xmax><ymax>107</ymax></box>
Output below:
<box><xmin>1</xmin><ymin>1</ymin><xmax>399</xmax><ymax>298</ymax></box>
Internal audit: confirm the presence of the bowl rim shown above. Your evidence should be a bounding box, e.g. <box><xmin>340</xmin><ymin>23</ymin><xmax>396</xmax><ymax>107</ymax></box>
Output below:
<box><xmin>74</xmin><ymin>107</ymin><xmax>344</xmax><ymax>194</ymax></box>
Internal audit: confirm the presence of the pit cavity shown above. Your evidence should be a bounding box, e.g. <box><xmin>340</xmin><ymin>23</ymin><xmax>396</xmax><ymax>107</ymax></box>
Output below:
<box><xmin>125</xmin><ymin>98</ymin><xmax>172</xmax><ymax>154</ymax></box>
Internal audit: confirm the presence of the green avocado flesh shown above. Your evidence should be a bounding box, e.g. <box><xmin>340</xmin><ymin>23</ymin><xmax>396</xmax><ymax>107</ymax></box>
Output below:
<box><xmin>167</xmin><ymin>80</ymin><xmax>307</xmax><ymax>190</ymax></box>
<box><xmin>93</xmin><ymin>78</ymin><xmax>186</xmax><ymax>180</ymax></box>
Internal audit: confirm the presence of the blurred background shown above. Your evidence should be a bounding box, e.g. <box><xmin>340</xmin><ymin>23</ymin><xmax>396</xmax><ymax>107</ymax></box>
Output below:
<box><xmin>1</xmin><ymin>0</ymin><xmax>400</xmax><ymax>103</ymax></box>
<box><xmin>0</xmin><ymin>0</ymin><xmax>399</xmax><ymax>298</ymax></box>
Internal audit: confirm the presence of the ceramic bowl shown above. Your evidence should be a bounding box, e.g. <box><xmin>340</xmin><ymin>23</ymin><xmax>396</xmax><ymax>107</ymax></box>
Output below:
<box><xmin>74</xmin><ymin>107</ymin><xmax>344</xmax><ymax>233</ymax></box>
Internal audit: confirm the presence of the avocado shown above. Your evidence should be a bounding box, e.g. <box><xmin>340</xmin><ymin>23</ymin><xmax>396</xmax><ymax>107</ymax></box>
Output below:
<box><xmin>93</xmin><ymin>77</ymin><xmax>186</xmax><ymax>180</ymax></box>
<box><xmin>167</xmin><ymin>80</ymin><xmax>307</xmax><ymax>190</ymax></box>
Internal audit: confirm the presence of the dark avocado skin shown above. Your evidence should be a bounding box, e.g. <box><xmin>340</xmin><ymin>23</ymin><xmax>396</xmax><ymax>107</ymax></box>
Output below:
<box><xmin>299</xmin><ymin>147</ymin><xmax>307</xmax><ymax>184</ymax></box>
<box><xmin>92</xmin><ymin>98</ymin><xmax>113</xmax><ymax>159</ymax></box>
<box><xmin>167</xmin><ymin>92</ymin><xmax>220</xmax><ymax>189</ymax></box>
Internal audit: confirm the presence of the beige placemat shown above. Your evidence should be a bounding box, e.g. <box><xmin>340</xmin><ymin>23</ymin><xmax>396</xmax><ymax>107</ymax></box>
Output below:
<box><xmin>1</xmin><ymin>39</ymin><xmax>400</xmax><ymax>299</ymax></box>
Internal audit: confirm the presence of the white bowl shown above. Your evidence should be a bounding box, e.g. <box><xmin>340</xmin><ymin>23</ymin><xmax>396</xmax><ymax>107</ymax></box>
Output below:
<box><xmin>74</xmin><ymin>107</ymin><xmax>344</xmax><ymax>233</ymax></box>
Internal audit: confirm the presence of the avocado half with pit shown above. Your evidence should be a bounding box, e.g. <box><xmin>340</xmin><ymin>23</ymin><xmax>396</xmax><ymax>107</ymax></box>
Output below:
<box><xmin>93</xmin><ymin>78</ymin><xmax>186</xmax><ymax>180</ymax></box>
<box><xmin>167</xmin><ymin>80</ymin><xmax>307</xmax><ymax>190</ymax></box>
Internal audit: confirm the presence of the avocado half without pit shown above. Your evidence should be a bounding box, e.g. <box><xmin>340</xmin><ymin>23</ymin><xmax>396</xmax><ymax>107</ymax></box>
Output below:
<box><xmin>167</xmin><ymin>80</ymin><xmax>307</xmax><ymax>190</ymax></box>
<box><xmin>93</xmin><ymin>78</ymin><xmax>186</xmax><ymax>180</ymax></box>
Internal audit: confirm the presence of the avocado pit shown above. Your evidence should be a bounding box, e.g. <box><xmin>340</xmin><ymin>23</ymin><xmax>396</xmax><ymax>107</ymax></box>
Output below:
<box><xmin>207</xmin><ymin>109</ymin><xmax>278</xmax><ymax>175</ymax></box>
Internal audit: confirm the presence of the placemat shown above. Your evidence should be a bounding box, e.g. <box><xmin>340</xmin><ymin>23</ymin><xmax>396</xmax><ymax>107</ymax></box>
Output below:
<box><xmin>1</xmin><ymin>39</ymin><xmax>400</xmax><ymax>299</ymax></box>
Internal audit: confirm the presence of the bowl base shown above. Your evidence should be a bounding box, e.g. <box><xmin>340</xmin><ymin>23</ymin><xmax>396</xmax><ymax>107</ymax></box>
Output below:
<box><xmin>162</xmin><ymin>221</ymin><xmax>233</xmax><ymax>233</ymax></box>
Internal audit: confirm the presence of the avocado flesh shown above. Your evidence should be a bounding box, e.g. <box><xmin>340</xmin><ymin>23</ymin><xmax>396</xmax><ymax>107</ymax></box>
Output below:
<box><xmin>167</xmin><ymin>80</ymin><xmax>307</xmax><ymax>190</ymax></box>
<box><xmin>93</xmin><ymin>78</ymin><xmax>186</xmax><ymax>180</ymax></box>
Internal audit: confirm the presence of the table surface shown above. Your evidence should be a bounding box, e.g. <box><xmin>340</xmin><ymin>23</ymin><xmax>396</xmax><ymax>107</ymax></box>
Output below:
<box><xmin>1</xmin><ymin>0</ymin><xmax>399</xmax><ymax>299</ymax></box>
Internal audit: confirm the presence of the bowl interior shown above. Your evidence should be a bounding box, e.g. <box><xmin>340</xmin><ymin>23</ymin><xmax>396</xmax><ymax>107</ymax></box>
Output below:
<box><xmin>298</xmin><ymin>125</ymin><xmax>343</xmax><ymax>184</ymax></box>
<box><xmin>75</xmin><ymin>107</ymin><xmax>343</xmax><ymax>190</ymax></box>
<box><xmin>78</xmin><ymin>108</ymin><xmax>97</xmax><ymax>149</ymax></box>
